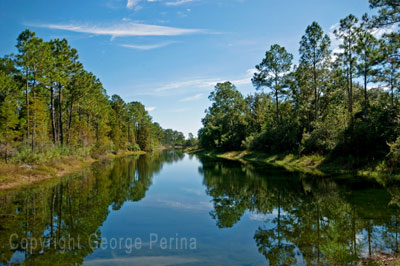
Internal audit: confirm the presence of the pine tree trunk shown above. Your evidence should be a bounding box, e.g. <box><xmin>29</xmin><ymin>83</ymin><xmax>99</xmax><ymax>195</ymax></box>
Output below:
<box><xmin>31</xmin><ymin>75</ymin><xmax>37</xmax><ymax>151</ymax></box>
<box><xmin>51</xmin><ymin>87</ymin><xmax>57</xmax><ymax>145</ymax></box>
<box><xmin>25</xmin><ymin>68</ymin><xmax>30</xmax><ymax>142</ymax></box>
<box><xmin>391</xmin><ymin>75</ymin><xmax>394</xmax><ymax>108</ymax></box>
<box><xmin>313</xmin><ymin>53</ymin><xmax>318</xmax><ymax>121</ymax></box>
<box><xmin>58</xmin><ymin>84</ymin><xmax>64</xmax><ymax>145</ymax></box>
<box><xmin>275</xmin><ymin>89</ymin><xmax>279</xmax><ymax>126</ymax></box>
<box><xmin>364</xmin><ymin>65</ymin><xmax>368</xmax><ymax>121</ymax></box>
<box><xmin>274</xmin><ymin>76</ymin><xmax>279</xmax><ymax>126</ymax></box>
<box><xmin>128</xmin><ymin>122</ymin><xmax>131</xmax><ymax>144</ymax></box>
<box><xmin>349</xmin><ymin>56</ymin><xmax>353</xmax><ymax>126</ymax></box>
<box><xmin>67</xmin><ymin>100</ymin><xmax>73</xmax><ymax>145</ymax></box>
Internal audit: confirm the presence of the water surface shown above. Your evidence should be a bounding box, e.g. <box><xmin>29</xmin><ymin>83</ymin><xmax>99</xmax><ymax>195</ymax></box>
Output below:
<box><xmin>1</xmin><ymin>150</ymin><xmax>399</xmax><ymax>265</ymax></box>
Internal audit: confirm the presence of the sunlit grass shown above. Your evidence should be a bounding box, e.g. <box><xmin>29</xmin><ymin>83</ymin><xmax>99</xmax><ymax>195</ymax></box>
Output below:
<box><xmin>0</xmin><ymin>150</ymin><xmax>145</xmax><ymax>190</ymax></box>
<box><xmin>191</xmin><ymin>149</ymin><xmax>400</xmax><ymax>183</ymax></box>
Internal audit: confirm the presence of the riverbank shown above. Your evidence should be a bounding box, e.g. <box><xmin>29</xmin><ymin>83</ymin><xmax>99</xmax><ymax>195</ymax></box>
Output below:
<box><xmin>189</xmin><ymin>149</ymin><xmax>399</xmax><ymax>182</ymax></box>
<box><xmin>0</xmin><ymin>150</ymin><xmax>145</xmax><ymax>191</ymax></box>
<box><xmin>360</xmin><ymin>253</ymin><xmax>400</xmax><ymax>266</ymax></box>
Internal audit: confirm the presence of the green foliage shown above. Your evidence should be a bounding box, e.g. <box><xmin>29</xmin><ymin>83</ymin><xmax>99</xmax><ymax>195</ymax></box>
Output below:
<box><xmin>0</xmin><ymin>96</ymin><xmax>20</xmax><ymax>162</ymax></box>
<box><xmin>253</xmin><ymin>44</ymin><xmax>293</xmax><ymax>125</ymax></box>
<box><xmin>11</xmin><ymin>144</ymin><xmax>90</xmax><ymax>164</ymax></box>
<box><xmin>369</xmin><ymin>0</ymin><xmax>400</xmax><ymax>27</ymax></box>
<box><xmin>299</xmin><ymin>21</ymin><xmax>331</xmax><ymax>120</ymax></box>
<box><xmin>90</xmin><ymin>140</ymin><xmax>115</xmax><ymax>159</ymax></box>
<box><xmin>301</xmin><ymin>119</ymin><xmax>341</xmax><ymax>155</ymax></box>
<box><xmin>137</xmin><ymin>122</ymin><xmax>152</xmax><ymax>151</ymax></box>
<box><xmin>333</xmin><ymin>104</ymin><xmax>398</xmax><ymax>162</ymax></box>
<box><xmin>0</xmin><ymin>30</ymin><xmax>187</xmax><ymax>164</ymax></box>
<box><xmin>199</xmin><ymin>82</ymin><xmax>248</xmax><ymax>151</ymax></box>
<box><xmin>387</xmin><ymin>136</ymin><xmax>400</xmax><ymax>170</ymax></box>
<box><xmin>250</xmin><ymin>120</ymin><xmax>301</xmax><ymax>154</ymax></box>
<box><xmin>127</xmin><ymin>143</ymin><xmax>141</xmax><ymax>152</ymax></box>
<box><xmin>198</xmin><ymin>6</ymin><xmax>400</xmax><ymax>171</ymax></box>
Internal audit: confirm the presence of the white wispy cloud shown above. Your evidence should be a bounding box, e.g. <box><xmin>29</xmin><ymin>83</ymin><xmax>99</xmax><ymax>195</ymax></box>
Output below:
<box><xmin>232</xmin><ymin>68</ymin><xmax>257</xmax><ymax>86</ymax></box>
<box><xmin>126</xmin><ymin>68</ymin><xmax>256</xmax><ymax>98</ymax></box>
<box><xmin>248</xmin><ymin>213</ymin><xmax>269</xmax><ymax>221</ymax></box>
<box><xmin>29</xmin><ymin>22</ymin><xmax>204</xmax><ymax>38</ymax></box>
<box><xmin>145</xmin><ymin>106</ymin><xmax>156</xmax><ymax>111</ymax></box>
<box><xmin>126</xmin><ymin>0</ymin><xmax>141</xmax><ymax>9</ymax></box>
<box><xmin>126</xmin><ymin>0</ymin><xmax>193</xmax><ymax>9</ymax></box>
<box><xmin>154</xmin><ymin>199</ymin><xmax>212</xmax><ymax>211</ymax></box>
<box><xmin>165</xmin><ymin>0</ymin><xmax>195</xmax><ymax>6</ymax></box>
<box><xmin>155</xmin><ymin>79</ymin><xmax>218</xmax><ymax>92</ymax></box>
<box><xmin>370</xmin><ymin>24</ymin><xmax>396</xmax><ymax>38</ymax></box>
<box><xmin>328</xmin><ymin>23</ymin><xmax>396</xmax><ymax>57</ymax></box>
<box><xmin>120</xmin><ymin>41</ymin><xmax>175</xmax><ymax>50</ymax></box>
<box><xmin>179</xmin><ymin>93</ymin><xmax>203</xmax><ymax>102</ymax></box>
<box><xmin>154</xmin><ymin>68</ymin><xmax>256</xmax><ymax>93</ymax></box>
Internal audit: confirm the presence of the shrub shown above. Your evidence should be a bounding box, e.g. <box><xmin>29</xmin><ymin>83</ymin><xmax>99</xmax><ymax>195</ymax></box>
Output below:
<box><xmin>300</xmin><ymin>119</ymin><xmax>339</xmax><ymax>155</ymax></box>
<box><xmin>127</xmin><ymin>143</ymin><xmax>141</xmax><ymax>152</ymax></box>
<box><xmin>246</xmin><ymin>121</ymin><xmax>301</xmax><ymax>154</ymax></box>
<box><xmin>386</xmin><ymin>136</ymin><xmax>400</xmax><ymax>171</ymax></box>
<box><xmin>90</xmin><ymin>140</ymin><xmax>115</xmax><ymax>159</ymax></box>
<box><xmin>242</xmin><ymin>134</ymin><xmax>257</xmax><ymax>150</ymax></box>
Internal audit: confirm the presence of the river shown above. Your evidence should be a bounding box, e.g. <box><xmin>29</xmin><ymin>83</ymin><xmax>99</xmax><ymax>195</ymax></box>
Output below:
<box><xmin>0</xmin><ymin>150</ymin><xmax>399</xmax><ymax>265</ymax></box>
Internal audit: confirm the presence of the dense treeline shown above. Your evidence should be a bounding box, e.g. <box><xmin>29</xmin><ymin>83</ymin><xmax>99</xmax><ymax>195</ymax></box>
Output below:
<box><xmin>199</xmin><ymin>0</ymin><xmax>400</xmax><ymax>169</ymax></box>
<box><xmin>0</xmin><ymin>30</ymin><xmax>188</xmax><ymax>163</ymax></box>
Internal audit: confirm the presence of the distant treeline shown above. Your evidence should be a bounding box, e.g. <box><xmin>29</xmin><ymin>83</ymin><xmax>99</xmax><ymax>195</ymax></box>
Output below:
<box><xmin>199</xmin><ymin>0</ymin><xmax>399</xmax><ymax>168</ymax></box>
<box><xmin>0</xmin><ymin>30</ymin><xmax>192</xmax><ymax>163</ymax></box>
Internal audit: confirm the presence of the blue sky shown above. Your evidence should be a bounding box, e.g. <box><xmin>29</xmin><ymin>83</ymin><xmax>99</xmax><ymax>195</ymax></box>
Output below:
<box><xmin>0</xmin><ymin>0</ymin><xmax>372</xmax><ymax>137</ymax></box>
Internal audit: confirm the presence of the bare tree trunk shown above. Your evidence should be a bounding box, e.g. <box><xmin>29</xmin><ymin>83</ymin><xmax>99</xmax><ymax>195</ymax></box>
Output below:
<box><xmin>31</xmin><ymin>74</ymin><xmax>37</xmax><ymax>151</ymax></box>
<box><xmin>364</xmin><ymin>64</ymin><xmax>368</xmax><ymax>121</ymax></box>
<box><xmin>275</xmin><ymin>90</ymin><xmax>279</xmax><ymax>126</ymax></box>
<box><xmin>391</xmin><ymin>77</ymin><xmax>394</xmax><ymax>108</ymax></box>
<box><xmin>349</xmin><ymin>55</ymin><xmax>354</xmax><ymax>126</ymax></box>
<box><xmin>313</xmin><ymin>54</ymin><xmax>318</xmax><ymax>121</ymax></box>
<box><xmin>25</xmin><ymin>68</ymin><xmax>30</xmax><ymax>142</ymax></box>
<box><xmin>58</xmin><ymin>84</ymin><xmax>64</xmax><ymax>145</ymax></box>
<box><xmin>67</xmin><ymin>100</ymin><xmax>73</xmax><ymax>145</ymax></box>
<box><xmin>128</xmin><ymin>122</ymin><xmax>131</xmax><ymax>144</ymax></box>
<box><xmin>275</xmin><ymin>76</ymin><xmax>280</xmax><ymax>126</ymax></box>
<box><xmin>51</xmin><ymin>87</ymin><xmax>57</xmax><ymax>145</ymax></box>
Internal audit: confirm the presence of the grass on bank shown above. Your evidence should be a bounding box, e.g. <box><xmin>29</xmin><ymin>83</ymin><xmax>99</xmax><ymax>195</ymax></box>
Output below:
<box><xmin>0</xmin><ymin>145</ymin><xmax>145</xmax><ymax>190</ymax></box>
<box><xmin>189</xmin><ymin>148</ymin><xmax>400</xmax><ymax>183</ymax></box>
<box><xmin>360</xmin><ymin>253</ymin><xmax>400</xmax><ymax>266</ymax></box>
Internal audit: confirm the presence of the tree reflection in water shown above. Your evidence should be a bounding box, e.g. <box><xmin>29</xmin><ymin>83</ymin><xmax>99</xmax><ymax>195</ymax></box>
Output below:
<box><xmin>0</xmin><ymin>151</ymin><xmax>398</xmax><ymax>265</ymax></box>
<box><xmin>0</xmin><ymin>150</ymin><xmax>184</xmax><ymax>265</ymax></box>
<box><xmin>198</xmin><ymin>156</ymin><xmax>400</xmax><ymax>265</ymax></box>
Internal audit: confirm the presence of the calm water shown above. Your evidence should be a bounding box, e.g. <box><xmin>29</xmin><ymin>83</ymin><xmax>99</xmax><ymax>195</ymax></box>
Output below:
<box><xmin>1</xmin><ymin>150</ymin><xmax>399</xmax><ymax>265</ymax></box>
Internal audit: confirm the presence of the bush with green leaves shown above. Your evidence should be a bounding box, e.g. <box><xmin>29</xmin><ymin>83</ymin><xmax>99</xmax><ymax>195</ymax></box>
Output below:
<box><xmin>127</xmin><ymin>143</ymin><xmax>141</xmax><ymax>152</ymax></box>
<box><xmin>300</xmin><ymin>119</ymin><xmax>340</xmax><ymax>155</ymax></box>
<box><xmin>90</xmin><ymin>140</ymin><xmax>115</xmax><ymax>159</ymax></box>
<box><xmin>387</xmin><ymin>136</ymin><xmax>400</xmax><ymax>171</ymax></box>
